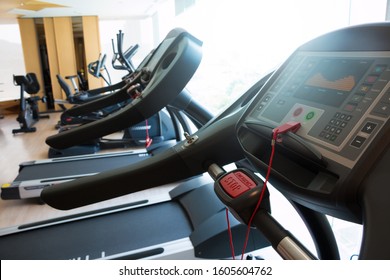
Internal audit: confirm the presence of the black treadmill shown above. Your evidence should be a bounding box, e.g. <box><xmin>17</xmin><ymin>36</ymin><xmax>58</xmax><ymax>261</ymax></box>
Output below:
<box><xmin>0</xmin><ymin>70</ymin><xmax>272</xmax><ymax>260</ymax></box>
<box><xmin>0</xmin><ymin>28</ymin><xmax>272</xmax><ymax>259</ymax></box>
<box><xmin>38</xmin><ymin>23</ymin><xmax>390</xmax><ymax>260</ymax></box>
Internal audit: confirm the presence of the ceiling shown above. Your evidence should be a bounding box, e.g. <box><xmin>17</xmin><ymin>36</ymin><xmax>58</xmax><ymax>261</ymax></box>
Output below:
<box><xmin>0</xmin><ymin>0</ymin><xmax>165</xmax><ymax>24</ymax></box>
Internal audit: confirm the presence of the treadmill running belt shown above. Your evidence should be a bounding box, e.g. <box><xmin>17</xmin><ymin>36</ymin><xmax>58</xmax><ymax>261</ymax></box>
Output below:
<box><xmin>0</xmin><ymin>201</ymin><xmax>192</xmax><ymax>259</ymax></box>
<box><xmin>15</xmin><ymin>153</ymin><xmax>148</xmax><ymax>181</ymax></box>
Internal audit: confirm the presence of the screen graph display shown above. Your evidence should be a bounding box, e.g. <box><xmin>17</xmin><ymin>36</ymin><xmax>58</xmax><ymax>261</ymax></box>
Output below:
<box><xmin>305</xmin><ymin>73</ymin><xmax>356</xmax><ymax>92</ymax></box>
<box><xmin>295</xmin><ymin>58</ymin><xmax>373</xmax><ymax>107</ymax></box>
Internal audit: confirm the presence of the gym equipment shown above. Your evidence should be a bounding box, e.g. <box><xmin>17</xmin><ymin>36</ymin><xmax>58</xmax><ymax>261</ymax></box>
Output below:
<box><xmin>55</xmin><ymin>30</ymin><xmax>137</xmax><ymax>111</ymax></box>
<box><xmin>0</xmin><ymin>74</ymin><xmax>270</xmax><ymax>261</ymax></box>
<box><xmin>41</xmin><ymin>23</ymin><xmax>390</xmax><ymax>259</ymax></box>
<box><xmin>54</xmin><ymin>31</ymin><xmax>139</xmax><ymax>126</ymax></box>
<box><xmin>12</xmin><ymin>73</ymin><xmax>49</xmax><ymax>134</ymax></box>
<box><xmin>1</xmin><ymin>149</ymin><xmax>150</xmax><ymax>200</ymax></box>
<box><xmin>63</xmin><ymin>73</ymin><xmax>86</xmax><ymax>94</ymax></box>
<box><xmin>1</xmin><ymin>27</ymin><xmax>215</xmax><ymax>199</ymax></box>
<box><xmin>0</xmin><ymin>85</ymin><xmax>216</xmax><ymax>199</ymax></box>
<box><xmin>56</xmin><ymin>30</ymin><xmax>146</xmax><ymax>127</ymax></box>
<box><xmin>88</xmin><ymin>53</ymin><xmax>111</xmax><ymax>86</ymax></box>
<box><xmin>48</xmin><ymin>108</ymin><xmax>178</xmax><ymax>158</ymax></box>
<box><xmin>47</xmin><ymin>28</ymin><xmax>206</xmax><ymax>157</ymax></box>
<box><xmin>111</xmin><ymin>30</ymin><xmax>139</xmax><ymax>73</ymax></box>
<box><xmin>46</xmin><ymin>28</ymin><xmax>203</xmax><ymax>151</ymax></box>
<box><xmin>56</xmin><ymin>73</ymin><xmax>112</xmax><ymax>105</ymax></box>
<box><xmin>55</xmin><ymin>75</ymin><xmax>127</xmax><ymax>128</ymax></box>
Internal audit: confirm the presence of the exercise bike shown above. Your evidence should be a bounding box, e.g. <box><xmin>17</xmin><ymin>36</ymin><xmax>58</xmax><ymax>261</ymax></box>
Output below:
<box><xmin>12</xmin><ymin>73</ymin><xmax>49</xmax><ymax>134</ymax></box>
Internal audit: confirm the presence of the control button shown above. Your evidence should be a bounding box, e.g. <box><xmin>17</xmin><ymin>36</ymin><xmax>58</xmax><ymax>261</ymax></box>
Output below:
<box><xmin>350</xmin><ymin>136</ymin><xmax>367</xmax><ymax>148</ymax></box>
<box><xmin>351</xmin><ymin>95</ymin><xmax>363</xmax><ymax>103</ymax></box>
<box><xmin>256</xmin><ymin>104</ymin><xmax>264</xmax><ymax>111</ymax></box>
<box><xmin>373</xmin><ymin>65</ymin><xmax>387</xmax><ymax>74</ymax></box>
<box><xmin>220</xmin><ymin>171</ymin><xmax>257</xmax><ymax>198</ymax></box>
<box><xmin>263</xmin><ymin>95</ymin><xmax>271</xmax><ymax>102</ymax></box>
<box><xmin>272</xmin><ymin>83</ymin><xmax>282</xmax><ymax>91</ymax></box>
<box><xmin>372</xmin><ymin>102</ymin><xmax>390</xmax><ymax>117</ymax></box>
<box><xmin>361</xmin><ymin>121</ymin><xmax>377</xmax><ymax>134</ymax></box>
<box><xmin>365</xmin><ymin>75</ymin><xmax>378</xmax><ymax>84</ymax></box>
<box><xmin>358</xmin><ymin>84</ymin><xmax>371</xmax><ymax>93</ymax></box>
<box><xmin>382</xmin><ymin>92</ymin><xmax>390</xmax><ymax>104</ymax></box>
<box><xmin>277</xmin><ymin>99</ymin><xmax>286</xmax><ymax>105</ymax></box>
<box><xmin>305</xmin><ymin>111</ymin><xmax>315</xmax><ymax>120</ymax></box>
<box><xmin>344</xmin><ymin>103</ymin><xmax>357</xmax><ymax>112</ymax></box>
<box><xmin>322</xmin><ymin>111</ymin><xmax>354</xmax><ymax>140</ymax></box>
<box><xmin>293</xmin><ymin>107</ymin><xmax>303</xmax><ymax>117</ymax></box>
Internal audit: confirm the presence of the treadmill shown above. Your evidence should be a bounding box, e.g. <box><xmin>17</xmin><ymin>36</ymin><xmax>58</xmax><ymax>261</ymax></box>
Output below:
<box><xmin>35</xmin><ymin>23</ymin><xmax>390</xmax><ymax>259</ymax></box>
<box><xmin>0</xmin><ymin>68</ymin><xmax>273</xmax><ymax>260</ymax></box>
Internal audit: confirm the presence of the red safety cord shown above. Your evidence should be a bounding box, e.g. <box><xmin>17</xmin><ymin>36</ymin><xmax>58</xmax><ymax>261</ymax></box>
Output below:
<box><xmin>126</xmin><ymin>86</ymin><xmax>152</xmax><ymax>148</ymax></box>
<box><xmin>144</xmin><ymin>119</ymin><xmax>152</xmax><ymax>148</ymax></box>
<box><xmin>226</xmin><ymin>121</ymin><xmax>301</xmax><ymax>260</ymax></box>
<box><xmin>226</xmin><ymin>208</ymin><xmax>236</xmax><ymax>260</ymax></box>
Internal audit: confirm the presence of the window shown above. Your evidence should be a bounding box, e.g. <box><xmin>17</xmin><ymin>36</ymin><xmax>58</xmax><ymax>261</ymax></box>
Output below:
<box><xmin>170</xmin><ymin>0</ymin><xmax>387</xmax><ymax>113</ymax></box>
<box><xmin>0</xmin><ymin>24</ymin><xmax>26</xmax><ymax>101</ymax></box>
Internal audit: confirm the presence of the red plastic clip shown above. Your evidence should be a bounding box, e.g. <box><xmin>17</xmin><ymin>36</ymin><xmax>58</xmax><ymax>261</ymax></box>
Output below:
<box><xmin>144</xmin><ymin>119</ymin><xmax>153</xmax><ymax>148</ymax></box>
<box><xmin>273</xmin><ymin>121</ymin><xmax>301</xmax><ymax>143</ymax></box>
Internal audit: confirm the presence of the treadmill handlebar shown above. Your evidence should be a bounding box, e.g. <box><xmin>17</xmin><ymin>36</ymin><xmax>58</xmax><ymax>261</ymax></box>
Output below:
<box><xmin>41</xmin><ymin>106</ymin><xmax>245</xmax><ymax>210</ymax></box>
<box><xmin>65</xmin><ymin>80</ymin><xmax>129</xmax><ymax>116</ymax></box>
<box><xmin>41</xmin><ymin>148</ymin><xmax>192</xmax><ymax>210</ymax></box>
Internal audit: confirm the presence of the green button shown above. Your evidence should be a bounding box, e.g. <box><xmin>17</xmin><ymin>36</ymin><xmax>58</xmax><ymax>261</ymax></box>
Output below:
<box><xmin>305</xmin><ymin>111</ymin><xmax>315</xmax><ymax>120</ymax></box>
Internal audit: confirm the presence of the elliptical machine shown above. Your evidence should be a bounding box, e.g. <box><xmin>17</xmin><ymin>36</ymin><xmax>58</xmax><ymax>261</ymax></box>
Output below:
<box><xmin>12</xmin><ymin>73</ymin><xmax>49</xmax><ymax>134</ymax></box>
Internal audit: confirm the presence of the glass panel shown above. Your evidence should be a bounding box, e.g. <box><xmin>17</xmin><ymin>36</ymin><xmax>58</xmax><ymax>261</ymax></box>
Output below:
<box><xmin>0</xmin><ymin>23</ymin><xmax>26</xmax><ymax>101</ymax></box>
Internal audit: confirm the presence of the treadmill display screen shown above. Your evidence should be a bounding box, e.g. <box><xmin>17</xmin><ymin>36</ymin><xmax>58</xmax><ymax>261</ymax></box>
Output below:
<box><xmin>247</xmin><ymin>51</ymin><xmax>390</xmax><ymax>164</ymax></box>
<box><xmin>294</xmin><ymin>58</ymin><xmax>373</xmax><ymax>107</ymax></box>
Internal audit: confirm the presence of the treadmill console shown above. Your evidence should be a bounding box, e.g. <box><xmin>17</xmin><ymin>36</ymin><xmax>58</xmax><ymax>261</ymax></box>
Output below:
<box><xmin>249</xmin><ymin>52</ymin><xmax>389</xmax><ymax>167</ymax></box>
<box><xmin>236</xmin><ymin>23</ymin><xmax>390</xmax><ymax>222</ymax></box>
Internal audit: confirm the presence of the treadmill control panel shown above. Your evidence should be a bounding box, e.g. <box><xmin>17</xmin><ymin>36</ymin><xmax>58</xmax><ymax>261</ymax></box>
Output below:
<box><xmin>246</xmin><ymin>51</ymin><xmax>390</xmax><ymax>168</ymax></box>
